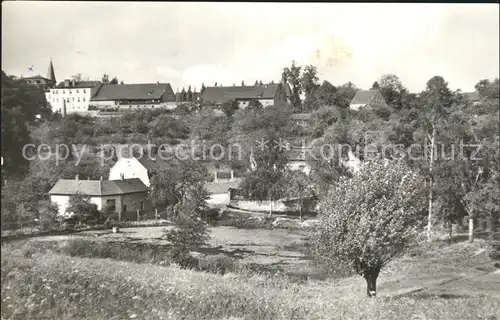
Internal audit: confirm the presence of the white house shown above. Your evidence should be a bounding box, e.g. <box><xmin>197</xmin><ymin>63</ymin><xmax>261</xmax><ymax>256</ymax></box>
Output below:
<box><xmin>205</xmin><ymin>179</ymin><xmax>242</xmax><ymax>206</ymax></box>
<box><xmin>45</xmin><ymin>79</ymin><xmax>101</xmax><ymax>115</ymax></box>
<box><xmin>109</xmin><ymin>157</ymin><xmax>151</xmax><ymax>188</ymax></box>
<box><xmin>48</xmin><ymin>176</ymin><xmax>149</xmax><ymax>216</ymax></box>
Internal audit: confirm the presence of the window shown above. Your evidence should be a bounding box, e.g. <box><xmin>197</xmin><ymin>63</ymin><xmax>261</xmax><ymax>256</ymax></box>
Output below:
<box><xmin>83</xmin><ymin>89</ymin><xmax>86</xmax><ymax>93</ymax></box>
<box><xmin>123</xmin><ymin>205</ymin><xmax>127</xmax><ymax>212</ymax></box>
<box><xmin>140</xmin><ymin>201</ymin><xmax>144</xmax><ymax>210</ymax></box>
<box><xmin>78</xmin><ymin>97</ymin><xmax>81</xmax><ymax>102</ymax></box>
<box><xmin>72</xmin><ymin>97</ymin><xmax>75</xmax><ymax>102</ymax></box>
<box><xmin>67</xmin><ymin>98</ymin><xmax>70</xmax><ymax>102</ymax></box>
<box><xmin>76</xmin><ymin>89</ymin><xmax>79</xmax><ymax>93</ymax></box>
<box><xmin>106</xmin><ymin>199</ymin><xmax>116</xmax><ymax>212</ymax></box>
<box><xmin>83</xmin><ymin>97</ymin><xmax>86</xmax><ymax>101</ymax></box>
<box><xmin>63</xmin><ymin>90</ymin><xmax>65</xmax><ymax>94</ymax></box>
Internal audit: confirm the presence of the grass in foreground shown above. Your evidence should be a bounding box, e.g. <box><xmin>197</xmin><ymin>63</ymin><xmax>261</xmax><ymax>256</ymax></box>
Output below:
<box><xmin>2</xmin><ymin>244</ymin><xmax>499</xmax><ymax>320</ymax></box>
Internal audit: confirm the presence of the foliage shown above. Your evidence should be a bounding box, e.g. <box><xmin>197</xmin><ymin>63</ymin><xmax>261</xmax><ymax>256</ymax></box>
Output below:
<box><xmin>282</xmin><ymin>60</ymin><xmax>303</xmax><ymax>111</ymax></box>
<box><xmin>313</xmin><ymin>160</ymin><xmax>427</xmax><ymax>297</ymax></box>
<box><xmin>283</xmin><ymin>170</ymin><xmax>316</xmax><ymax>220</ymax></box>
<box><xmin>165</xmin><ymin>201</ymin><xmax>211</xmax><ymax>266</ymax></box>
<box><xmin>65</xmin><ymin>192</ymin><xmax>101</xmax><ymax>224</ymax></box>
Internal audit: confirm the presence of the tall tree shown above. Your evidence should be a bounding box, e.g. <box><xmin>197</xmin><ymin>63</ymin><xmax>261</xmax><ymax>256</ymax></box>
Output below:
<box><xmin>282</xmin><ymin>60</ymin><xmax>303</xmax><ymax>111</ymax></box>
<box><xmin>314</xmin><ymin>80</ymin><xmax>337</xmax><ymax>106</ymax></box>
<box><xmin>110</xmin><ymin>77</ymin><xmax>119</xmax><ymax>85</ymax></box>
<box><xmin>301</xmin><ymin>65</ymin><xmax>320</xmax><ymax>112</ymax></box>
<box><xmin>418</xmin><ymin>75</ymin><xmax>453</xmax><ymax>242</ymax></box>
<box><xmin>378</xmin><ymin>74</ymin><xmax>406</xmax><ymax>109</ymax></box>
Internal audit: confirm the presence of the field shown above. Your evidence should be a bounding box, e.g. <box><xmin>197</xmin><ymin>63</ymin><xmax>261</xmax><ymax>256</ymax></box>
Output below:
<box><xmin>2</xmin><ymin>225</ymin><xmax>500</xmax><ymax>319</ymax></box>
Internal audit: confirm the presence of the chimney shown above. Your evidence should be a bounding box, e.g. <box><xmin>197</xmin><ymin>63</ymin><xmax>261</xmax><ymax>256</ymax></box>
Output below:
<box><xmin>75</xmin><ymin>174</ymin><xmax>79</xmax><ymax>181</ymax></box>
<box><xmin>120</xmin><ymin>173</ymin><xmax>124</xmax><ymax>181</ymax></box>
<box><xmin>64</xmin><ymin>79</ymin><xmax>70</xmax><ymax>87</ymax></box>
<box><xmin>230</xmin><ymin>170</ymin><xmax>234</xmax><ymax>181</ymax></box>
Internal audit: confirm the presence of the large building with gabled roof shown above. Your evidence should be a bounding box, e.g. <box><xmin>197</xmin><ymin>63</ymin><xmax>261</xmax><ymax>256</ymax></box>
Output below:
<box><xmin>89</xmin><ymin>82</ymin><xmax>177</xmax><ymax>111</ymax></box>
<box><xmin>200</xmin><ymin>82</ymin><xmax>291</xmax><ymax>109</ymax></box>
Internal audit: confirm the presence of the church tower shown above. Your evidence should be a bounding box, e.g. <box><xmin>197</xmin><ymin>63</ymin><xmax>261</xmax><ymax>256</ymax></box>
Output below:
<box><xmin>47</xmin><ymin>59</ymin><xmax>56</xmax><ymax>87</ymax></box>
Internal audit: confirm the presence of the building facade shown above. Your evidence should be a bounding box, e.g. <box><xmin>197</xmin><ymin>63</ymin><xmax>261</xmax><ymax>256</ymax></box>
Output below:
<box><xmin>89</xmin><ymin>83</ymin><xmax>177</xmax><ymax>111</ymax></box>
<box><xmin>48</xmin><ymin>176</ymin><xmax>149</xmax><ymax>216</ymax></box>
<box><xmin>200</xmin><ymin>82</ymin><xmax>291</xmax><ymax>109</ymax></box>
<box><xmin>45</xmin><ymin>80</ymin><xmax>101</xmax><ymax>115</ymax></box>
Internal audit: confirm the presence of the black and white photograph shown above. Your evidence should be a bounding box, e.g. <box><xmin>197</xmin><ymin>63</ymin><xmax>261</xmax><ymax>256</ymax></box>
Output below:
<box><xmin>1</xmin><ymin>2</ymin><xmax>499</xmax><ymax>319</ymax></box>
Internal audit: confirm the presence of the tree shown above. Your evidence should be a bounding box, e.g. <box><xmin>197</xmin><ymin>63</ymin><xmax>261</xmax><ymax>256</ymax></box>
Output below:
<box><xmin>101</xmin><ymin>74</ymin><xmax>110</xmax><ymax>83</ymax></box>
<box><xmin>314</xmin><ymin>80</ymin><xmax>337</xmax><ymax>106</ymax></box>
<box><xmin>313</xmin><ymin>160</ymin><xmax>426</xmax><ymax>297</ymax></box>
<box><xmin>309</xmin><ymin>105</ymin><xmax>343</xmax><ymax>138</ymax></box>
<box><xmin>418</xmin><ymin>75</ymin><xmax>453</xmax><ymax>242</ymax></box>
<box><xmin>120</xmin><ymin>81</ymin><xmax>124</xmax><ymax>85</ymax></box>
<box><xmin>282</xmin><ymin>60</ymin><xmax>303</xmax><ymax>111</ymax></box>
<box><xmin>65</xmin><ymin>192</ymin><xmax>101</xmax><ymax>224</ymax></box>
<box><xmin>371</xmin><ymin>81</ymin><xmax>380</xmax><ymax>90</ymax></box>
<box><xmin>475</xmin><ymin>78</ymin><xmax>499</xmax><ymax>100</ymax></box>
<box><xmin>149</xmin><ymin>159</ymin><xmax>211</xmax><ymax>208</ymax></box>
<box><xmin>301</xmin><ymin>65</ymin><xmax>320</xmax><ymax>105</ymax></box>
<box><xmin>378</xmin><ymin>74</ymin><xmax>406</xmax><ymax>109</ymax></box>
<box><xmin>221</xmin><ymin>99</ymin><xmax>239</xmax><ymax>117</ymax></box>
<box><xmin>333</xmin><ymin>82</ymin><xmax>357</xmax><ymax>108</ymax></box>
<box><xmin>110</xmin><ymin>77</ymin><xmax>119</xmax><ymax>84</ymax></box>
<box><xmin>283</xmin><ymin>170</ymin><xmax>316</xmax><ymax>221</ymax></box>
<box><xmin>247</xmin><ymin>99</ymin><xmax>263</xmax><ymax>111</ymax></box>
<box><xmin>71</xmin><ymin>73</ymin><xmax>84</xmax><ymax>82</ymax></box>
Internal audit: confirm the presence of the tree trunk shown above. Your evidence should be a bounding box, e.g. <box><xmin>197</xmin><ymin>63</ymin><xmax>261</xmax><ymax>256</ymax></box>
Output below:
<box><xmin>468</xmin><ymin>216</ymin><xmax>474</xmax><ymax>243</ymax></box>
<box><xmin>299</xmin><ymin>202</ymin><xmax>303</xmax><ymax>222</ymax></box>
<box><xmin>427</xmin><ymin>126</ymin><xmax>436</xmax><ymax>242</ymax></box>
<box><xmin>364</xmin><ymin>271</ymin><xmax>379</xmax><ymax>298</ymax></box>
<box><xmin>448</xmin><ymin>221</ymin><xmax>453</xmax><ymax>244</ymax></box>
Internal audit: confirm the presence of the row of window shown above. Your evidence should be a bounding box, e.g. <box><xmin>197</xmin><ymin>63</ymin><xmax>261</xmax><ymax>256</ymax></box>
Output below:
<box><xmin>52</xmin><ymin>89</ymin><xmax>87</xmax><ymax>94</ymax></box>
<box><xmin>51</xmin><ymin>97</ymin><xmax>86</xmax><ymax>102</ymax></box>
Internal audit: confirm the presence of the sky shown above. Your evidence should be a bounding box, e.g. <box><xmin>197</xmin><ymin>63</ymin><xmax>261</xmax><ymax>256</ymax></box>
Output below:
<box><xmin>2</xmin><ymin>2</ymin><xmax>499</xmax><ymax>93</ymax></box>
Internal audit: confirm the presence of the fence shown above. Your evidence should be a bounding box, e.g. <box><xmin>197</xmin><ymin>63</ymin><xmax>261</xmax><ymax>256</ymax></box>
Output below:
<box><xmin>107</xmin><ymin>207</ymin><xmax>173</xmax><ymax>222</ymax></box>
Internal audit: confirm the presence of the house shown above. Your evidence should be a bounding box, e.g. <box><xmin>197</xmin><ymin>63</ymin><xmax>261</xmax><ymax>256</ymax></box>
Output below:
<box><xmin>22</xmin><ymin>60</ymin><xmax>56</xmax><ymax>91</ymax></box>
<box><xmin>48</xmin><ymin>176</ymin><xmax>149</xmax><ymax>216</ymax></box>
<box><xmin>291</xmin><ymin>113</ymin><xmax>312</xmax><ymax>127</ymax></box>
<box><xmin>285</xmin><ymin>148</ymin><xmax>314</xmax><ymax>175</ymax></box>
<box><xmin>89</xmin><ymin>83</ymin><xmax>177</xmax><ymax>111</ymax></box>
<box><xmin>45</xmin><ymin>79</ymin><xmax>101</xmax><ymax>115</ymax></box>
<box><xmin>205</xmin><ymin>179</ymin><xmax>242</xmax><ymax>206</ymax></box>
<box><xmin>349</xmin><ymin>89</ymin><xmax>388</xmax><ymax>110</ymax></box>
<box><xmin>109</xmin><ymin>157</ymin><xmax>151</xmax><ymax>188</ymax></box>
<box><xmin>463</xmin><ymin>92</ymin><xmax>481</xmax><ymax>106</ymax></box>
<box><xmin>200</xmin><ymin>82</ymin><xmax>291</xmax><ymax>109</ymax></box>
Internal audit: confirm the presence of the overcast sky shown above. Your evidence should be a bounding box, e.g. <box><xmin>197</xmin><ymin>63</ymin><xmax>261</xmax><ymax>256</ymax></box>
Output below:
<box><xmin>2</xmin><ymin>2</ymin><xmax>499</xmax><ymax>92</ymax></box>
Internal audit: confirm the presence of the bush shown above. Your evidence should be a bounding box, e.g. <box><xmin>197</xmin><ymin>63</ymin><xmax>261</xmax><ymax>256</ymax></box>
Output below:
<box><xmin>216</xmin><ymin>217</ymin><xmax>273</xmax><ymax>229</ymax></box>
<box><xmin>198</xmin><ymin>254</ymin><xmax>237</xmax><ymax>275</ymax></box>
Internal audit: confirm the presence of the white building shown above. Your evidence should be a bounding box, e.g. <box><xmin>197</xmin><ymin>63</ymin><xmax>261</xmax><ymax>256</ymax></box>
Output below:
<box><xmin>45</xmin><ymin>79</ymin><xmax>101</xmax><ymax>115</ymax></box>
<box><xmin>108</xmin><ymin>157</ymin><xmax>151</xmax><ymax>188</ymax></box>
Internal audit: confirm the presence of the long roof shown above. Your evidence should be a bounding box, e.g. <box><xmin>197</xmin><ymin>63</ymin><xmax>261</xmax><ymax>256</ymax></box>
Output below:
<box><xmin>201</xmin><ymin>83</ymin><xmax>290</xmax><ymax>104</ymax></box>
<box><xmin>350</xmin><ymin>89</ymin><xmax>387</xmax><ymax>107</ymax></box>
<box><xmin>49</xmin><ymin>178</ymin><xmax>148</xmax><ymax>196</ymax></box>
<box><xmin>90</xmin><ymin>83</ymin><xmax>176</xmax><ymax>101</ymax></box>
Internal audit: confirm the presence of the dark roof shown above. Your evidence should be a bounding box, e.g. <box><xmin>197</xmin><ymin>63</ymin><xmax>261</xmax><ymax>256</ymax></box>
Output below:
<box><xmin>205</xmin><ymin>179</ymin><xmax>242</xmax><ymax>195</ymax></box>
<box><xmin>201</xmin><ymin>84</ymin><xmax>288</xmax><ymax>105</ymax></box>
<box><xmin>48</xmin><ymin>178</ymin><xmax>148</xmax><ymax>196</ymax></box>
<box><xmin>23</xmin><ymin>75</ymin><xmax>52</xmax><ymax>81</ymax></box>
<box><xmin>291</xmin><ymin>113</ymin><xmax>312</xmax><ymax>121</ymax></box>
<box><xmin>90</xmin><ymin>83</ymin><xmax>176</xmax><ymax>101</ymax></box>
<box><xmin>350</xmin><ymin>89</ymin><xmax>387</xmax><ymax>107</ymax></box>
<box><xmin>463</xmin><ymin>92</ymin><xmax>480</xmax><ymax>102</ymax></box>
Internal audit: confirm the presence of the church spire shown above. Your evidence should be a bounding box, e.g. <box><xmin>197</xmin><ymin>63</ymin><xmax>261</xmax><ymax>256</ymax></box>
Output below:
<box><xmin>47</xmin><ymin>58</ymin><xmax>56</xmax><ymax>85</ymax></box>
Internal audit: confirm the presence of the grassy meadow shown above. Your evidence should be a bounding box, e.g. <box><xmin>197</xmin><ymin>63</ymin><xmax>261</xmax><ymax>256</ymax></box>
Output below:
<box><xmin>1</xmin><ymin>226</ymin><xmax>499</xmax><ymax>320</ymax></box>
